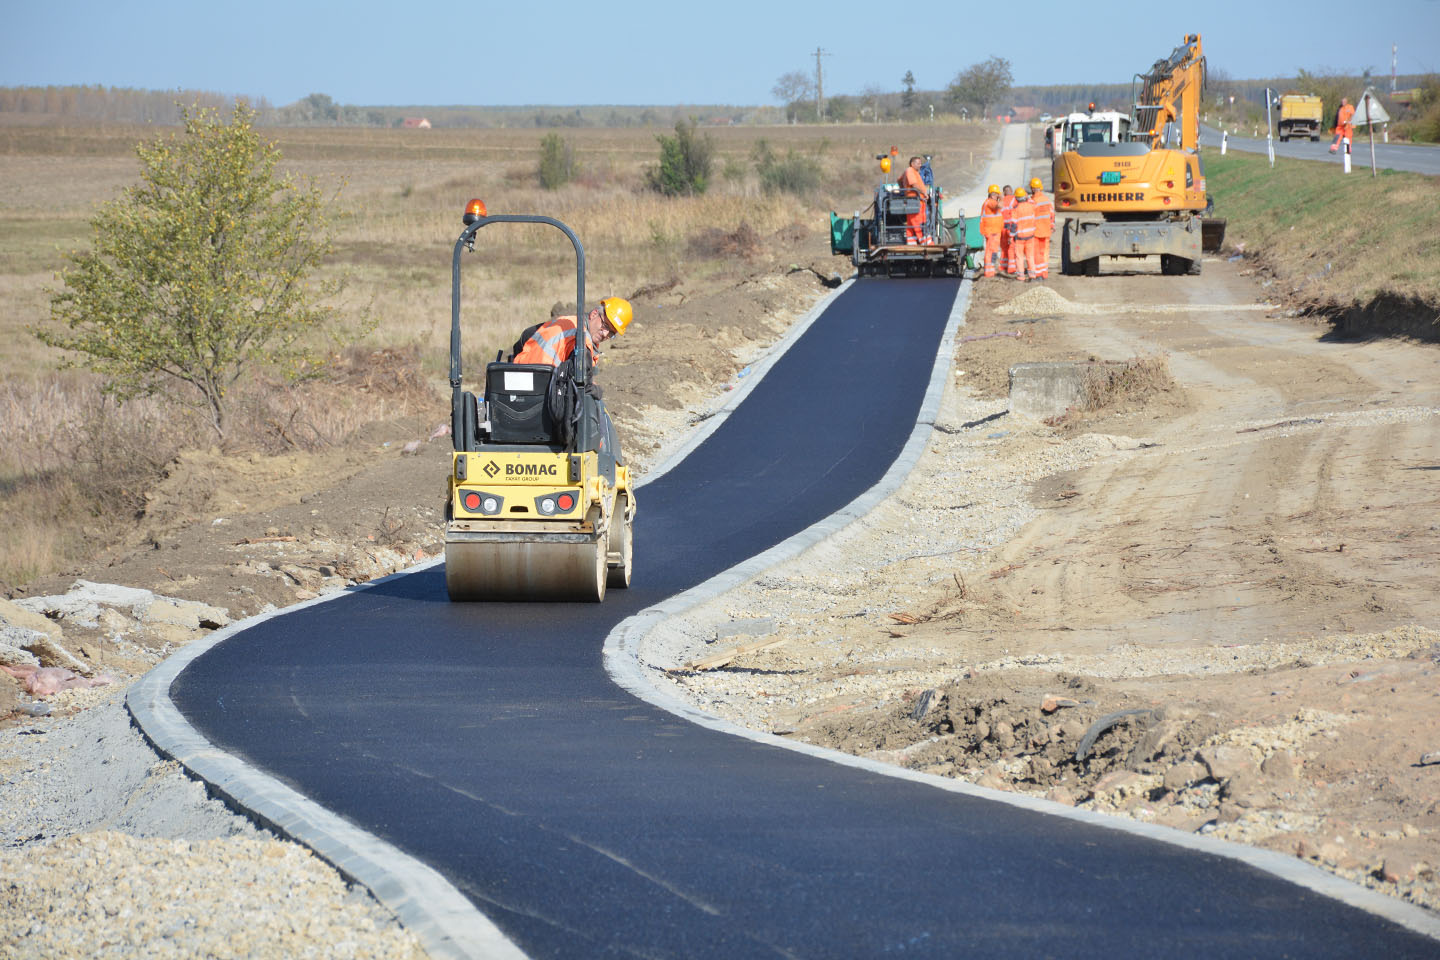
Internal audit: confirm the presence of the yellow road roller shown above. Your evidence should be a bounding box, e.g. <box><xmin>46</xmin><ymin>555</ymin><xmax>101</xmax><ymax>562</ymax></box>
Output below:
<box><xmin>444</xmin><ymin>200</ymin><xmax>634</xmax><ymax>602</ymax></box>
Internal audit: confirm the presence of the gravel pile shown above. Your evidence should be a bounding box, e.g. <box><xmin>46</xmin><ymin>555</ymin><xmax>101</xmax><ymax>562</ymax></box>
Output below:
<box><xmin>0</xmin><ymin>637</ymin><xmax>429</xmax><ymax>959</ymax></box>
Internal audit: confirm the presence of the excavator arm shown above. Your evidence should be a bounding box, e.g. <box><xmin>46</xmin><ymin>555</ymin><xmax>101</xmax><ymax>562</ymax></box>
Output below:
<box><xmin>1133</xmin><ymin>34</ymin><xmax>1205</xmax><ymax>150</ymax></box>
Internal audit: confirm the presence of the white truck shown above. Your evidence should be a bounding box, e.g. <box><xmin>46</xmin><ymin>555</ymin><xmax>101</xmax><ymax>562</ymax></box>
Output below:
<box><xmin>1048</xmin><ymin>106</ymin><xmax>1133</xmax><ymax>157</ymax></box>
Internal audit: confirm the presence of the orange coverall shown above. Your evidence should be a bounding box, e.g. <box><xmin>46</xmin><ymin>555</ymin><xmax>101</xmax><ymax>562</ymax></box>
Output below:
<box><xmin>999</xmin><ymin>193</ymin><xmax>1018</xmax><ymax>273</ymax></box>
<box><xmin>978</xmin><ymin>197</ymin><xmax>1004</xmax><ymax>278</ymax></box>
<box><xmin>1029</xmin><ymin>190</ymin><xmax>1055</xmax><ymax>280</ymax></box>
<box><xmin>1330</xmin><ymin>101</ymin><xmax>1356</xmax><ymax>153</ymax></box>
<box><xmin>1011</xmin><ymin>197</ymin><xmax>1037</xmax><ymax>280</ymax></box>
<box><xmin>897</xmin><ymin>164</ymin><xmax>928</xmax><ymax>244</ymax></box>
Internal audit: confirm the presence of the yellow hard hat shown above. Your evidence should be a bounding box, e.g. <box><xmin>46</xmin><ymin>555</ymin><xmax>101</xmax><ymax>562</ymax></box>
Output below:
<box><xmin>987</xmin><ymin>184</ymin><xmax>1000</xmax><ymax>195</ymax></box>
<box><xmin>1015</xmin><ymin>187</ymin><xmax>1028</xmax><ymax>199</ymax></box>
<box><xmin>1028</xmin><ymin>177</ymin><xmax>1043</xmax><ymax>192</ymax></box>
<box><xmin>600</xmin><ymin>297</ymin><xmax>633</xmax><ymax>335</ymax></box>
<box><xmin>880</xmin><ymin>157</ymin><xmax>892</xmax><ymax>174</ymax></box>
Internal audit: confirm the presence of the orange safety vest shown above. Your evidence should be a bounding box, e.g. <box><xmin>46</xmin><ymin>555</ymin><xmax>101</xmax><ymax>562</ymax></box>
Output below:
<box><xmin>1000</xmin><ymin>194</ymin><xmax>1017</xmax><ymax>231</ymax></box>
<box><xmin>1012</xmin><ymin>198</ymin><xmax>1036</xmax><ymax>239</ymax></box>
<box><xmin>513</xmin><ymin>317</ymin><xmax>597</xmax><ymax>367</ymax></box>
<box><xmin>1030</xmin><ymin>190</ymin><xmax>1054</xmax><ymax>239</ymax></box>
<box><xmin>898</xmin><ymin>165</ymin><xmax>927</xmax><ymax>196</ymax></box>
<box><xmin>979</xmin><ymin>198</ymin><xmax>1004</xmax><ymax>237</ymax></box>
<box><xmin>1335</xmin><ymin>102</ymin><xmax>1355</xmax><ymax>137</ymax></box>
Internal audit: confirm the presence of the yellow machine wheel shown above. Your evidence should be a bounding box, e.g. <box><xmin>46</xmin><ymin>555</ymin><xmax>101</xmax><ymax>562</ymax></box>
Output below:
<box><xmin>606</xmin><ymin>495</ymin><xmax>632</xmax><ymax>589</ymax></box>
<box><xmin>445</xmin><ymin>535</ymin><xmax>606</xmax><ymax>602</ymax></box>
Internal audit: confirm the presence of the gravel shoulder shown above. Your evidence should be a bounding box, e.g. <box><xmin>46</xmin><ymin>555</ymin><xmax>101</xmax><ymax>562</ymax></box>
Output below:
<box><xmin>641</xmin><ymin>257</ymin><xmax>1440</xmax><ymax>920</ymax></box>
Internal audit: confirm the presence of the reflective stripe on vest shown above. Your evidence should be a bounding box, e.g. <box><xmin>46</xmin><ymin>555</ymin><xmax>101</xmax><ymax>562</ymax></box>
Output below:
<box><xmin>515</xmin><ymin>318</ymin><xmax>575</xmax><ymax>366</ymax></box>
<box><xmin>1013</xmin><ymin>201</ymin><xmax>1036</xmax><ymax>239</ymax></box>
<box><xmin>1031</xmin><ymin>193</ymin><xmax>1054</xmax><ymax>238</ymax></box>
<box><xmin>979</xmin><ymin>199</ymin><xmax>1004</xmax><ymax>236</ymax></box>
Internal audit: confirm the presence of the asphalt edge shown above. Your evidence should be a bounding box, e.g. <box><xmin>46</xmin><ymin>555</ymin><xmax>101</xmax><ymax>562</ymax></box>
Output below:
<box><xmin>121</xmin><ymin>272</ymin><xmax>861</xmax><ymax>960</ymax></box>
<box><xmin>638</xmin><ymin>276</ymin><xmax>855</xmax><ymax>487</ymax></box>
<box><xmin>602</xmin><ymin>152</ymin><xmax>1440</xmax><ymax>943</ymax></box>
<box><xmin>126</xmin><ymin>556</ymin><xmax>528</xmax><ymax>960</ymax></box>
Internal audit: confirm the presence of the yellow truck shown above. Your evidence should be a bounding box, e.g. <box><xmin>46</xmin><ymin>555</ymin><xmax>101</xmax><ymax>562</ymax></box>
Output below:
<box><xmin>1278</xmin><ymin>94</ymin><xmax>1323</xmax><ymax>142</ymax></box>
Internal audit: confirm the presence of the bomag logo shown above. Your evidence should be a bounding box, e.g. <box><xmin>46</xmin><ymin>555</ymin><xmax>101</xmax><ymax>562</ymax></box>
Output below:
<box><xmin>505</xmin><ymin>463</ymin><xmax>558</xmax><ymax>477</ymax></box>
<box><xmin>482</xmin><ymin>460</ymin><xmax>500</xmax><ymax>478</ymax></box>
<box><xmin>1079</xmin><ymin>191</ymin><xmax>1147</xmax><ymax>202</ymax></box>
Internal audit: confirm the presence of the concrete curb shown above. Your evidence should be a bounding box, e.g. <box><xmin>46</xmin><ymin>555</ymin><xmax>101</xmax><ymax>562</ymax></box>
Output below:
<box><xmin>127</xmin><ymin>558</ymin><xmax>527</xmax><ymax>960</ymax></box>
<box><xmin>603</xmin><ymin>126</ymin><xmax>1440</xmax><ymax>946</ymax></box>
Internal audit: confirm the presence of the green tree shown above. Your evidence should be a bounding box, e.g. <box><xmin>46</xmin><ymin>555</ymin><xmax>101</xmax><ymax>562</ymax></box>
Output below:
<box><xmin>537</xmin><ymin>133</ymin><xmax>576</xmax><ymax>189</ymax></box>
<box><xmin>902</xmin><ymin>70</ymin><xmax>917</xmax><ymax>111</ymax></box>
<box><xmin>647</xmin><ymin>119</ymin><xmax>713</xmax><ymax>196</ymax></box>
<box><xmin>40</xmin><ymin>102</ymin><xmax>342</xmax><ymax>440</ymax></box>
<box><xmin>948</xmin><ymin>56</ymin><xmax>1014</xmax><ymax>120</ymax></box>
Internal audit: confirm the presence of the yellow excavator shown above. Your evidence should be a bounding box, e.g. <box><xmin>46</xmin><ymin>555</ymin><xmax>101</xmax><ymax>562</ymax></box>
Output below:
<box><xmin>443</xmin><ymin>200</ymin><xmax>634</xmax><ymax>602</ymax></box>
<box><xmin>1052</xmin><ymin>33</ymin><xmax>1226</xmax><ymax>276</ymax></box>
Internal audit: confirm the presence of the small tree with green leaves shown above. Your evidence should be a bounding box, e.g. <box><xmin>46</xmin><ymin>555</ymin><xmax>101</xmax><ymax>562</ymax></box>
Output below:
<box><xmin>948</xmin><ymin>56</ymin><xmax>1014</xmax><ymax>120</ymax></box>
<box><xmin>647</xmin><ymin>119</ymin><xmax>713</xmax><ymax>196</ymax></box>
<box><xmin>538</xmin><ymin>133</ymin><xmax>576</xmax><ymax>189</ymax></box>
<box><xmin>40</xmin><ymin>102</ymin><xmax>342</xmax><ymax>440</ymax></box>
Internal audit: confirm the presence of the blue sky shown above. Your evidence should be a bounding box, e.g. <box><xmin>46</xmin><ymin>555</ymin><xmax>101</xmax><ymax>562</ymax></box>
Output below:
<box><xmin>4</xmin><ymin>0</ymin><xmax>1437</xmax><ymax>107</ymax></box>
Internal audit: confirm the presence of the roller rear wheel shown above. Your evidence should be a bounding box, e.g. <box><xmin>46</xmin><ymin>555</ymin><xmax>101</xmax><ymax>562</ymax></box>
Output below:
<box><xmin>606</xmin><ymin>496</ymin><xmax>632</xmax><ymax>589</ymax></box>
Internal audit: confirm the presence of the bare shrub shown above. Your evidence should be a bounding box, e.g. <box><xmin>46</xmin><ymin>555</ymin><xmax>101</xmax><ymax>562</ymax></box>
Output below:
<box><xmin>688</xmin><ymin>222</ymin><xmax>762</xmax><ymax>261</ymax></box>
<box><xmin>1081</xmin><ymin>352</ymin><xmax>1174</xmax><ymax>409</ymax></box>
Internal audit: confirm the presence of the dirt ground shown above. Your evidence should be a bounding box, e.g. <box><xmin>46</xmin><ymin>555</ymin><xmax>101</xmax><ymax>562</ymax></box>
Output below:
<box><xmin>5</xmin><ymin>205</ymin><xmax>1440</xmax><ymax>931</ymax></box>
<box><xmin>6</xmin><ymin>235</ymin><xmax>843</xmax><ymax>622</ymax></box>
<box><xmin>650</xmin><ymin>253</ymin><xmax>1440</xmax><ymax>916</ymax></box>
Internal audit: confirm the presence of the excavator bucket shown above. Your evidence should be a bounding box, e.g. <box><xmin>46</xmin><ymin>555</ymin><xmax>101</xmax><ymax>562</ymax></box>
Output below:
<box><xmin>1201</xmin><ymin>217</ymin><xmax>1227</xmax><ymax>253</ymax></box>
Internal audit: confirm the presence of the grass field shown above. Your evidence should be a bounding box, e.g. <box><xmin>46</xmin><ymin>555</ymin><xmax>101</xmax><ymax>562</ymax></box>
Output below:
<box><xmin>1206</xmin><ymin>149</ymin><xmax>1440</xmax><ymax>313</ymax></box>
<box><xmin>0</xmin><ymin>118</ymin><xmax>993</xmax><ymax>587</ymax></box>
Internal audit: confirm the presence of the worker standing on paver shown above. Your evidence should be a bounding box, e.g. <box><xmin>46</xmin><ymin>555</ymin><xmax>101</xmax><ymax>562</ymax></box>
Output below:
<box><xmin>1027</xmin><ymin>177</ymin><xmax>1054</xmax><ymax>281</ymax></box>
<box><xmin>1010</xmin><ymin>188</ymin><xmax>1037</xmax><ymax>282</ymax></box>
<box><xmin>1329</xmin><ymin>97</ymin><xmax>1356</xmax><ymax>154</ymax></box>
<box><xmin>978</xmin><ymin>185</ymin><xmax>1004</xmax><ymax>279</ymax></box>
<box><xmin>999</xmin><ymin>185</ymin><xmax>1017</xmax><ymax>275</ymax></box>
<box><xmin>898</xmin><ymin>156</ymin><xmax>929</xmax><ymax>244</ymax></box>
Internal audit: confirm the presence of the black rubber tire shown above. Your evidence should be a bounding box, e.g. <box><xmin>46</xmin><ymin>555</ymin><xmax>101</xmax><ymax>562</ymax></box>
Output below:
<box><xmin>1060</xmin><ymin>227</ymin><xmax>1080</xmax><ymax>276</ymax></box>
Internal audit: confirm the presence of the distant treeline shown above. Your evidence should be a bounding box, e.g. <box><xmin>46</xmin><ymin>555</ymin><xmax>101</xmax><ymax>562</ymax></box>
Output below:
<box><xmin>2</xmin><ymin>75</ymin><xmax>1431</xmax><ymax>128</ymax></box>
<box><xmin>0</xmin><ymin>86</ymin><xmax>772</xmax><ymax>128</ymax></box>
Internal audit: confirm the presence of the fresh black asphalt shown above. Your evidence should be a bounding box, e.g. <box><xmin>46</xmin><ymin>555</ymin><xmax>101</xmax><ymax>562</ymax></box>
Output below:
<box><xmin>171</xmin><ymin>278</ymin><xmax>1438</xmax><ymax>958</ymax></box>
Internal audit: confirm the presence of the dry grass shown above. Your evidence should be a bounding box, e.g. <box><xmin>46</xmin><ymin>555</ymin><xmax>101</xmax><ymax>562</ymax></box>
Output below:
<box><xmin>0</xmin><ymin>119</ymin><xmax>993</xmax><ymax>586</ymax></box>
<box><xmin>1208</xmin><ymin>151</ymin><xmax>1440</xmax><ymax>309</ymax></box>
<box><xmin>1081</xmin><ymin>352</ymin><xmax>1175</xmax><ymax>410</ymax></box>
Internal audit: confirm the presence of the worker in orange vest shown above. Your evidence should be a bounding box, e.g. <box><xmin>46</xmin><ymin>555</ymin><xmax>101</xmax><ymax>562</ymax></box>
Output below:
<box><xmin>1329</xmin><ymin>97</ymin><xmax>1355</xmax><ymax>154</ymax></box>
<box><xmin>1027</xmin><ymin>177</ymin><xmax>1055</xmax><ymax>281</ymax></box>
<box><xmin>512</xmin><ymin>297</ymin><xmax>634</xmax><ymax>470</ymax></box>
<box><xmin>999</xmin><ymin>185</ymin><xmax>1017</xmax><ymax>275</ymax></box>
<box><xmin>978</xmin><ymin>185</ymin><xmax>1004</xmax><ymax>278</ymax></box>
<box><xmin>1010</xmin><ymin>188</ymin><xmax>1037</xmax><ymax>281</ymax></box>
<box><xmin>897</xmin><ymin>156</ymin><xmax>929</xmax><ymax>244</ymax></box>
<box><xmin>513</xmin><ymin>297</ymin><xmax>632</xmax><ymax>366</ymax></box>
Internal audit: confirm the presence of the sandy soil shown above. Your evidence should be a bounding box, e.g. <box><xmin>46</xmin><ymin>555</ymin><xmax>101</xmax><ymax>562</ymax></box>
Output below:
<box><xmin>647</xmin><ymin>255</ymin><xmax>1440</xmax><ymax>916</ymax></box>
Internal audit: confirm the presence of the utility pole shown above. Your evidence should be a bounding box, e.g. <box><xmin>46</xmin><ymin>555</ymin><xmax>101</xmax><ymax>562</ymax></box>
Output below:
<box><xmin>813</xmin><ymin>47</ymin><xmax>830</xmax><ymax>122</ymax></box>
<box><xmin>1391</xmin><ymin>43</ymin><xmax>1397</xmax><ymax>93</ymax></box>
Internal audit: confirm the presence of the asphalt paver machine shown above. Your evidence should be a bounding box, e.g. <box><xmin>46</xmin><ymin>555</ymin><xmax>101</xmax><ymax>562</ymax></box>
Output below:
<box><xmin>443</xmin><ymin>200</ymin><xmax>634</xmax><ymax>601</ymax></box>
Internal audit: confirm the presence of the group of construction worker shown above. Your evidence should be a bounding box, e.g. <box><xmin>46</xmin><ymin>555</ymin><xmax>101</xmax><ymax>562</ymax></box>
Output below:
<box><xmin>977</xmin><ymin>177</ymin><xmax>1055</xmax><ymax>281</ymax></box>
